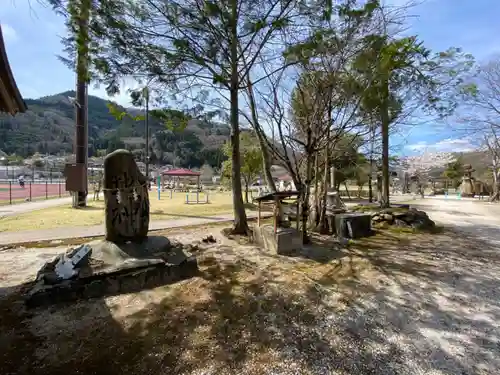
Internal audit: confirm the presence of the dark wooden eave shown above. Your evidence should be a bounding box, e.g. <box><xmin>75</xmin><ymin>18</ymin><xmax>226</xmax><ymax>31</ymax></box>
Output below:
<box><xmin>254</xmin><ymin>191</ymin><xmax>300</xmax><ymax>202</ymax></box>
<box><xmin>0</xmin><ymin>25</ymin><xmax>27</xmax><ymax>115</ymax></box>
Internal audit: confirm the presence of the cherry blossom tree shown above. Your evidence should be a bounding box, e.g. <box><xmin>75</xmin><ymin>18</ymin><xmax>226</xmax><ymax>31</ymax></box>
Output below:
<box><xmin>400</xmin><ymin>149</ymin><xmax>456</xmax><ymax>196</ymax></box>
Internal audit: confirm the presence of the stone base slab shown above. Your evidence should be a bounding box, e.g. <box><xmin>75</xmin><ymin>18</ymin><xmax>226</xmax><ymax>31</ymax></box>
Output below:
<box><xmin>25</xmin><ymin>236</ymin><xmax>199</xmax><ymax>308</ymax></box>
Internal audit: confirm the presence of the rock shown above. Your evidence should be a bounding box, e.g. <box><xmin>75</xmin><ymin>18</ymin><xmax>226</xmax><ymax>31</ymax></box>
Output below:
<box><xmin>382</xmin><ymin>213</ymin><xmax>394</xmax><ymax>223</ymax></box>
<box><xmin>87</xmin><ymin>236</ymin><xmax>172</xmax><ymax>263</ymax></box>
<box><xmin>394</xmin><ymin>218</ymin><xmax>409</xmax><ymax>227</ymax></box>
<box><xmin>202</xmin><ymin>235</ymin><xmax>216</xmax><ymax>243</ymax></box>
<box><xmin>183</xmin><ymin>243</ymin><xmax>198</xmax><ymax>253</ymax></box>
<box><xmin>103</xmin><ymin>149</ymin><xmax>150</xmax><ymax>244</ymax></box>
<box><xmin>411</xmin><ymin>217</ymin><xmax>435</xmax><ymax>230</ymax></box>
<box><xmin>393</xmin><ymin>211</ymin><xmax>408</xmax><ymax>218</ymax></box>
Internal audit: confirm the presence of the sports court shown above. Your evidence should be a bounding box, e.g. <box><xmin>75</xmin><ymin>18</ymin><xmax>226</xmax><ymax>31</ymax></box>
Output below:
<box><xmin>0</xmin><ymin>182</ymin><xmax>68</xmax><ymax>203</ymax></box>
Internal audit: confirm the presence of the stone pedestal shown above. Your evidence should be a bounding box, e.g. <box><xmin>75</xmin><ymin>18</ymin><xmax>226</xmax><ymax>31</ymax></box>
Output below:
<box><xmin>25</xmin><ymin>236</ymin><xmax>199</xmax><ymax>308</ymax></box>
<box><xmin>253</xmin><ymin>225</ymin><xmax>302</xmax><ymax>255</ymax></box>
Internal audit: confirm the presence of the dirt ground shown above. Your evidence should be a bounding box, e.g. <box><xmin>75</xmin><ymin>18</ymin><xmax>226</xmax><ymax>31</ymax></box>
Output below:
<box><xmin>1</xmin><ymin>223</ymin><xmax>499</xmax><ymax>375</ymax></box>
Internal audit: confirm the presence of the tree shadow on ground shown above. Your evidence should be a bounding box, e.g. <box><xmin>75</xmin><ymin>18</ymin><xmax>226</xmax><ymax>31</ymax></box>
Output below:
<box><xmin>0</xmin><ymin>236</ymin><xmax>397</xmax><ymax>375</ymax></box>
<box><xmin>2</xmin><ymin>228</ymin><xmax>500</xmax><ymax>374</ymax></box>
<box><xmin>314</xmin><ymin>229</ymin><xmax>500</xmax><ymax>374</ymax></box>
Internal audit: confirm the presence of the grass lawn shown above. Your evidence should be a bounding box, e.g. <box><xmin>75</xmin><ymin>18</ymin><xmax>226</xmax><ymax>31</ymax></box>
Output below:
<box><xmin>0</xmin><ymin>191</ymin><xmax>251</xmax><ymax>232</ymax></box>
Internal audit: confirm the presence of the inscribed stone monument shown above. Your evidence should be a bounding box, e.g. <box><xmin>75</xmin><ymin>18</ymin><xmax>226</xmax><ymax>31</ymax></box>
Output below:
<box><xmin>104</xmin><ymin>149</ymin><xmax>150</xmax><ymax>243</ymax></box>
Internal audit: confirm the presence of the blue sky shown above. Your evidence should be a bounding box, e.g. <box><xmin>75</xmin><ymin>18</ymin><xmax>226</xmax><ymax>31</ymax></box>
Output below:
<box><xmin>1</xmin><ymin>0</ymin><xmax>499</xmax><ymax>155</ymax></box>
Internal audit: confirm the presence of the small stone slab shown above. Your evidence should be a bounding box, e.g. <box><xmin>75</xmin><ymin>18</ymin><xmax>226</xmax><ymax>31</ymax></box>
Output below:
<box><xmin>25</xmin><ymin>236</ymin><xmax>199</xmax><ymax>309</ymax></box>
<box><xmin>335</xmin><ymin>213</ymin><xmax>372</xmax><ymax>239</ymax></box>
<box><xmin>25</xmin><ymin>256</ymin><xmax>198</xmax><ymax>309</ymax></box>
<box><xmin>253</xmin><ymin>224</ymin><xmax>302</xmax><ymax>255</ymax></box>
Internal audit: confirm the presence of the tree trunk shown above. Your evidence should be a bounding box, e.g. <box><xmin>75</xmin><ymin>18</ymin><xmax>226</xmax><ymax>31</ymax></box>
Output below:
<box><xmin>245</xmin><ymin>182</ymin><xmax>249</xmax><ymax>204</ymax></box>
<box><xmin>368</xmin><ymin>126</ymin><xmax>375</xmax><ymax>203</ymax></box>
<box><xmin>246</xmin><ymin>79</ymin><xmax>277</xmax><ymax>193</ymax></box>
<box><xmin>368</xmin><ymin>170</ymin><xmax>373</xmax><ymax>202</ymax></box>
<box><xmin>301</xmin><ymin>130</ymin><xmax>314</xmax><ymax>244</ymax></box>
<box><xmin>74</xmin><ymin>0</ymin><xmax>91</xmax><ymax>208</ymax></box>
<box><xmin>380</xmin><ymin>78</ymin><xmax>390</xmax><ymax>208</ymax></box>
<box><xmin>258</xmin><ymin>131</ymin><xmax>276</xmax><ymax>193</ymax></box>
<box><xmin>301</xmin><ymin>162</ymin><xmax>313</xmax><ymax>244</ymax></box>
<box><xmin>316</xmin><ymin>144</ymin><xmax>330</xmax><ymax>234</ymax></box>
<box><xmin>344</xmin><ymin>181</ymin><xmax>351</xmax><ymax>200</ymax></box>
<box><xmin>490</xmin><ymin>157</ymin><xmax>499</xmax><ymax>202</ymax></box>
<box><xmin>229</xmin><ymin>0</ymin><xmax>248</xmax><ymax>235</ymax></box>
<box><xmin>312</xmin><ymin>153</ymin><xmax>320</xmax><ymax>226</ymax></box>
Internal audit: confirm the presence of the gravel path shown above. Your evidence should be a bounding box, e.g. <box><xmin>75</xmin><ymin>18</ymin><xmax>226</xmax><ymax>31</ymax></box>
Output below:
<box><xmin>1</xmin><ymin>200</ymin><xmax>499</xmax><ymax>374</ymax></box>
<box><xmin>409</xmin><ymin>198</ymin><xmax>500</xmax><ymax>246</ymax></box>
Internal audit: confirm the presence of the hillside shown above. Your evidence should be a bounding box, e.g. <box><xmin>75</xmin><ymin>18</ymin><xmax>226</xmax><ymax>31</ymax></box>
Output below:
<box><xmin>401</xmin><ymin>150</ymin><xmax>491</xmax><ymax>181</ymax></box>
<box><xmin>0</xmin><ymin>91</ymin><xmax>230</xmax><ymax>168</ymax></box>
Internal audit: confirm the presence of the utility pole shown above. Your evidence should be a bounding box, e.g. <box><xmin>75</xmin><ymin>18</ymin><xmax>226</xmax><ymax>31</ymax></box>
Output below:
<box><xmin>74</xmin><ymin>1</ymin><xmax>90</xmax><ymax>207</ymax></box>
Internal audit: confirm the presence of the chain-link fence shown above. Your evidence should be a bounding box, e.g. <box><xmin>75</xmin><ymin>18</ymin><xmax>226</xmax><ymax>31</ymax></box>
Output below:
<box><xmin>0</xmin><ymin>180</ymin><xmax>70</xmax><ymax>205</ymax></box>
<box><xmin>0</xmin><ymin>165</ymin><xmax>106</xmax><ymax>205</ymax></box>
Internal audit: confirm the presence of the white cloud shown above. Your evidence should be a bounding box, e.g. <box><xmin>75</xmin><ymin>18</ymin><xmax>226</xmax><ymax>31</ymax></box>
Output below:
<box><xmin>1</xmin><ymin>23</ymin><xmax>18</xmax><ymax>42</ymax></box>
<box><xmin>406</xmin><ymin>138</ymin><xmax>476</xmax><ymax>153</ymax></box>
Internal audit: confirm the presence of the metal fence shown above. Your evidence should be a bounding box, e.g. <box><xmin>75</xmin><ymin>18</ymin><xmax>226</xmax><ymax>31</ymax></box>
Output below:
<box><xmin>0</xmin><ymin>180</ymin><xmax>70</xmax><ymax>205</ymax></box>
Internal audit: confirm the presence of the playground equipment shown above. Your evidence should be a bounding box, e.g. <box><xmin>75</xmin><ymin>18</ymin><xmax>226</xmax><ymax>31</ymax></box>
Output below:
<box><xmin>185</xmin><ymin>191</ymin><xmax>209</xmax><ymax>204</ymax></box>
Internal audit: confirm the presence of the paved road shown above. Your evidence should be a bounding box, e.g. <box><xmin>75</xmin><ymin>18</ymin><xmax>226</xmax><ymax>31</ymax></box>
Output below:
<box><xmin>1</xmin><ymin>195</ymin><xmax>497</xmax><ymax>246</ymax></box>
<box><xmin>409</xmin><ymin>197</ymin><xmax>500</xmax><ymax>245</ymax></box>
<box><xmin>0</xmin><ymin>212</ymin><xmax>272</xmax><ymax>246</ymax></box>
<box><xmin>0</xmin><ymin>197</ymin><xmax>72</xmax><ymax>218</ymax></box>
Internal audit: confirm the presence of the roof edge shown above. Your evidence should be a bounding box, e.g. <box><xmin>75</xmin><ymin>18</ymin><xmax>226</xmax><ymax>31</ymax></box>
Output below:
<box><xmin>0</xmin><ymin>25</ymin><xmax>27</xmax><ymax>115</ymax></box>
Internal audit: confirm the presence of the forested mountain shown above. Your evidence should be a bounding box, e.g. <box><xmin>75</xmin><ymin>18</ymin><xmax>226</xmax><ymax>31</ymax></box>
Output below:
<box><xmin>0</xmin><ymin>91</ymin><xmax>230</xmax><ymax>168</ymax></box>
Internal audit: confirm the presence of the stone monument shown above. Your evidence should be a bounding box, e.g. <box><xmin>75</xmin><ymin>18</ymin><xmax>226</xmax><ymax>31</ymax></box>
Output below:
<box><xmin>103</xmin><ymin>149</ymin><xmax>150</xmax><ymax>243</ymax></box>
<box><xmin>26</xmin><ymin>149</ymin><xmax>199</xmax><ymax>308</ymax></box>
<box><xmin>460</xmin><ymin>164</ymin><xmax>475</xmax><ymax>198</ymax></box>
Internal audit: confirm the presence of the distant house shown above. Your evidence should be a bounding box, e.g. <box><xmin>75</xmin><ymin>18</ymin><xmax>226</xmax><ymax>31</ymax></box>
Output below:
<box><xmin>0</xmin><ymin>25</ymin><xmax>26</xmax><ymax>115</ymax></box>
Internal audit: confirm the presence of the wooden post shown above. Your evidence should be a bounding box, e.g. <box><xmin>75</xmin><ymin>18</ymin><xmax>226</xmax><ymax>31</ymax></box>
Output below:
<box><xmin>257</xmin><ymin>201</ymin><xmax>261</xmax><ymax>226</ymax></box>
<box><xmin>330</xmin><ymin>166</ymin><xmax>336</xmax><ymax>190</ymax></box>
<box><xmin>273</xmin><ymin>199</ymin><xmax>278</xmax><ymax>234</ymax></box>
<box><xmin>296</xmin><ymin>199</ymin><xmax>300</xmax><ymax>230</ymax></box>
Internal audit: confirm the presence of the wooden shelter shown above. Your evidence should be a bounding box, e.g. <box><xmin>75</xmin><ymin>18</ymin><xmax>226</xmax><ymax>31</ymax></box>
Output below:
<box><xmin>161</xmin><ymin>168</ymin><xmax>201</xmax><ymax>190</ymax></box>
<box><xmin>253</xmin><ymin>191</ymin><xmax>300</xmax><ymax>233</ymax></box>
<box><xmin>0</xmin><ymin>25</ymin><xmax>26</xmax><ymax>115</ymax></box>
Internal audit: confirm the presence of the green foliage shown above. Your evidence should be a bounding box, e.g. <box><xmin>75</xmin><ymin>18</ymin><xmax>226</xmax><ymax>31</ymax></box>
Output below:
<box><xmin>6</xmin><ymin>154</ymin><xmax>24</xmax><ymax>165</ymax></box>
<box><xmin>443</xmin><ymin>157</ymin><xmax>464</xmax><ymax>188</ymax></box>
<box><xmin>150</xmin><ymin>109</ymin><xmax>190</xmax><ymax>133</ymax></box>
<box><xmin>354</xmin><ymin>35</ymin><xmax>474</xmax><ymax>119</ymax></box>
<box><xmin>106</xmin><ymin>103</ymin><xmax>144</xmax><ymax>121</ymax></box>
<box><xmin>221</xmin><ymin>132</ymin><xmax>263</xmax><ymax>186</ymax></box>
